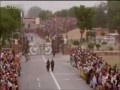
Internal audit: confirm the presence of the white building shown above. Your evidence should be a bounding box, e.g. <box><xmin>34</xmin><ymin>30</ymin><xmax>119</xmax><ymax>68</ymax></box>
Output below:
<box><xmin>96</xmin><ymin>36</ymin><xmax>115</xmax><ymax>45</ymax></box>
<box><xmin>107</xmin><ymin>33</ymin><xmax>119</xmax><ymax>38</ymax></box>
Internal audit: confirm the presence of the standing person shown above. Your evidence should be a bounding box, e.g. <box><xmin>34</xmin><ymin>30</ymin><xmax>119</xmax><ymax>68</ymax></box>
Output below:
<box><xmin>52</xmin><ymin>39</ymin><xmax>56</xmax><ymax>57</ymax></box>
<box><xmin>52</xmin><ymin>50</ymin><xmax>56</xmax><ymax>57</ymax></box>
<box><xmin>46</xmin><ymin>59</ymin><xmax>50</xmax><ymax>72</ymax></box>
<box><xmin>24</xmin><ymin>39</ymin><xmax>30</xmax><ymax>61</ymax></box>
<box><xmin>51</xmin><ymin>59</ymin><xmax>55</xmax><ymax>72</ymax></box>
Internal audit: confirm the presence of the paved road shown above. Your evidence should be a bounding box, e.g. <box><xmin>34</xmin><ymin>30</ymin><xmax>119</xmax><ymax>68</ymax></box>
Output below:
<box><xmin>18</xmin><ymin>33</ymin><xmax>93</xmax><ymax>90</ymax></box>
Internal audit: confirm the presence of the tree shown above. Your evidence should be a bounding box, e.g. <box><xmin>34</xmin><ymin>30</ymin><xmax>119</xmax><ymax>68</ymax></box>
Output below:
<box><xmin>73</xmin><ymin>40</ymin><xmax>79</xmax><ymax>46</ymax></box>
<box><xmin>86</xmin><ymin>30</ymin><xmax>96</xmax><ymax>43</ymax></box>
<box><xmin>107</xmin><ymin>1</ymin><xmax>120</xmax><ymax>31</ymax></box>
<box><xmin>102</xmin><ymin>41</ymin><xmax>107</xmax><ymax>45</ymax></box>
<box><xmin>39</xmin><ymin>10</ymin><xmax>53</xmax><ymax>20</ymax></box>
<box><xmin>95</xmin><ymin>43</ymin><xmax>101</xmax><ymax>50</ymax></box>
<box><xmin>54</xmin><ymin>6</ymin><xmax>77</xmax><ymax>17</ymax></box>
<box><xmin>0</xmin><ymin>6</ymin><xmax>21</xmax><ymax>47</ymax></box>
<box><xmin>92</xmin><ymin>2</ymin><xmax>107</xmax><ymax>28</ymax></box>
<box><xmin>68</xmin><ymin>6</ymin><xmax>78</xmax><ymax>17</ymax></box>
<box><xmin>27</xmin><ymin>6</ymin><xmax>42</xmax><ymax>17</ymax></box>
<box><xmin>113</xmin><ymin>15</ymin><xmax>120</xmax><ymax>33</ymax></box>
<box><xmin>54</xmin><ymin>9</ymin><xmax>68</xmax><ymax>17</ymax></box>
<box><xmin>109</xmin><ymin>46</ymin><xmax>113</xmax><ymax>51</ymax></box>
<box><xmin>86</xmin><ymin>31</ymin><xmax>90</xmax><ymax>42</ymax></box>
<box><xmin>107</xmin><ymin>1</ymin><xmax>120</xmax><ymax>48</ymax></box>
<box><xmin>100</xmin><ymin>31</ymin><xmax>105</xmax><ymax>36</ymax></box>
<box><xmin>74</xmin><ymin>5</ymin><xmax>95</xmax><ymax>46</ymax></box>
<box><xmin>88</xmin><ymin>43</ymin><xmax>95</xmax><ymax>51</ymax></box>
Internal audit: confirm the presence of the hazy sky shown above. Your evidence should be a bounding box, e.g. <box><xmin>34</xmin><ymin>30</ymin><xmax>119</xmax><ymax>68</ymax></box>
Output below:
<box><xmin>1</xmin><ymin>1</ymin><xmax>103</xmax><ymax>15</ymax></box>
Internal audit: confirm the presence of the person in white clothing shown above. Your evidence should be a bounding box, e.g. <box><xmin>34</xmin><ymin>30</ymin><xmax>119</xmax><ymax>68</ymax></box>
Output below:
<box><xmin>90</xmin><ymin>74</ymin><xmax>97</xmax><ymax>89</ymax></box>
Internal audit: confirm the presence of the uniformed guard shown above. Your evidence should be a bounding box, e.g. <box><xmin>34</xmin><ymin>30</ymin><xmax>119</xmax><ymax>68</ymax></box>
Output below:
<box><xmin>46</xmin><ymin>59</ymin><xmax>50</xmax><ymax>72</ymax></box>
<box><xmin>51</xmin><ymin>59</ymin><xmax>55</xmax><ymax>72</ymax></box>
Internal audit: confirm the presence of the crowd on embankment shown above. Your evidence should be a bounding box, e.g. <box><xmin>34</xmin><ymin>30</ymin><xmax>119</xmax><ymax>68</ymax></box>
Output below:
<box><xmin>71</xmin><ymin>48</ymin><xmax>120</xmax><ymax>90</ymax></box>
<box><xmin>0</xmin><ymin>49</ymin><xmax>21</xmax><ymax>90</ymax></box>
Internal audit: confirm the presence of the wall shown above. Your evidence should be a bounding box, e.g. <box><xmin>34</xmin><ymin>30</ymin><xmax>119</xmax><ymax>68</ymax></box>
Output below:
<box><xmin>63</xmin><ymin>46</ymin><xmax>120</xmax><ymax>56</ymax></box>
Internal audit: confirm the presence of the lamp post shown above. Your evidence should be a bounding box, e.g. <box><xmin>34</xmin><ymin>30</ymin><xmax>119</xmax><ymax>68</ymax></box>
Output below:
<box><xmin>104</xmin><ymin>10</ymin><xmax>108</xmax><ymax>29</ymax></box>
<box><xmin>20</xmin><ymin>10</ymin><xmax>24</xmax><ymax>51</ymax></box>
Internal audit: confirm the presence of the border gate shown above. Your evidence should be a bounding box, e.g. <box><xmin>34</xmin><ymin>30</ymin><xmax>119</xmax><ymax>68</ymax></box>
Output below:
<box><xmin>29</xmin><ymin>43</ymin><xmax>52</xmax><ymax>55</ymax></box>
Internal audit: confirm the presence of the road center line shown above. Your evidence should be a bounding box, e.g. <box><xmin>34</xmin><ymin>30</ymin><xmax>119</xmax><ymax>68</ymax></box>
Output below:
<box><xmin>38</xmin><ymin>84</ymin><xmax>41</xmax><ymax>87</ymax></box>
<box><xmin>42</xmin><ymin>55</ymin><xmax>61</xmax><ymax>90</ymax></box>
<box><xmin>37</xmin><ymin>78</ymin><xmax>41</xmax><ymax>88</ymax></box>
<box><xmin>65</xmin><ymin>78</ymin><xmax>69</xmax><ymax>80</ymax></box>
<box><xmin>37</xmin><ymin>78</ymin><xmax>39</xmax><ymax>81</ymax></box>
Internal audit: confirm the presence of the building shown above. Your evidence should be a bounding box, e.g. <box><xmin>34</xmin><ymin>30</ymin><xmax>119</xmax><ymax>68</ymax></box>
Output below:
<box><xmin>94</xmin><ymin>28</ymin><xmax>119</xmax><ymax>44</ymax></box>
<box><xmin>23</xmin><ymin>17</ymin><xmax>40</xmax><ymax>30</ymax></box>
<box><xmin>96</xmin><ymin>33</ymin><xmax>119</xmax><ymax>45</ymax></box>
<box><xmin>23</xmin><ymin>17</ymin><xmax>35</xmax><ymax>29</ymax></box>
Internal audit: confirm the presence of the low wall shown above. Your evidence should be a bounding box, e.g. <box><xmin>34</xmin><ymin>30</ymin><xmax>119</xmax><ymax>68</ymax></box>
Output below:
<box><xmin>94</xmin><ymin>51</ymin><xmax>120</xmax><ymax>56</ymax></box>
<box><xmin>63</xmin><ymin>46</ymin><xmax>120</xmax><ymax>56</ymax></box>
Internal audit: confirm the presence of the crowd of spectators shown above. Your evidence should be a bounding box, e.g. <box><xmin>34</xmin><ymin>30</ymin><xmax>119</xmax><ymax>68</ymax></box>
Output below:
<box><xmin>37</xmin><ymin>17</ymin><xmax>77</xmax><ymax>38</ymax></box>
<box><xmin>0</xmin><ymin>49</ymin><xmax>20</xmax><ymax>90</ymax></box>
<box><xmin>71</xmin><ymin>48</ymin><xmax>120</xmax><ymax>90</ymax></box>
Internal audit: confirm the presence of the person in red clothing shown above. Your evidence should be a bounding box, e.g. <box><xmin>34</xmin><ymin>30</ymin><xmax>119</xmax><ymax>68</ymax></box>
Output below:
<box><xmin>5</xmin><ymin>81</ymin><xmax>9</xmax><ymax>90</ymax></box>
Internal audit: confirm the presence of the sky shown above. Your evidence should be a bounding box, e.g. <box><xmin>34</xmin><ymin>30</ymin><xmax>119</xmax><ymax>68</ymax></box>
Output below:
<box><xmin>1</xmin><ymin>1</ymin><xmax>104</xmax><ymax>15</ymax></box>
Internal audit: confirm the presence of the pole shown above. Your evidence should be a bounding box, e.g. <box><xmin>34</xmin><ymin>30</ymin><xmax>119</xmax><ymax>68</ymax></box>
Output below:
<box><xmin>119</xmin><ymin>34</ymin><xmax>120</xmax><ymax>68</ymax></box>
<box><xmin>11</xmin><ymin>31</ymin><xmax>13</xmax><ymax>48</ymax></box>
<box><xmin>107</xmin><ymin>12</ymin><xmax>109</xmax><ymax>29</ymax></box>
<box><xmin>20</xmin><ymin>10</ymin><xmax>24</xmax><ymax>52</ymax></box>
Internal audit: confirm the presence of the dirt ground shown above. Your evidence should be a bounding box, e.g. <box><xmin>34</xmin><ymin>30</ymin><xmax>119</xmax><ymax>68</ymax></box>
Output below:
<box><xmin>102</xmin><ymin>55</ymin><xmax>120</xmax><ymax>69</ymax></box>
<box><xmin>62</xmin><ymin>28</ymin><xmax>87</xmax><ymax>40</ymax></box>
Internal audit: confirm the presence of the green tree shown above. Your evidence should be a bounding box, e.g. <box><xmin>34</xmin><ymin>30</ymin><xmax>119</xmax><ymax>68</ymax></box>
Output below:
<box><xmin>88</xmin><ymin>43</ymin><xmax>95</xmax><ymax>51</ymax></box>
<box><xmin>74</xmin><ymin>5</ymin><xmax>95</xmax><ymax>46</ymax></box>
<box><xmin>54</xmin><ymin>6</ymin><xmax>77</xmax><ymax>17</ymax></box>
<box><xmin>0</xmin><ymin>6</ymin><xmax>21</xmax><ymax>47</ymax></box>
<box><xmin>27</xmin><ymin>6</ymin><xmax>42</xmax><ymax>17</ymax></box>
<box><xmin>113</xmin><ymin>15</ymin><xmax>120</xmax><ymax>33</ymax></box>
<box><xmin>95</xmin><ymin>43</ymin><xmax>101</xmax><ymax>50</ymax></box>
<box><xmin>109</xmin><ymin>46</ymin><xmax>113</xmax><ymax>51</ymax></box>
<box><xmin>39</xmin><ymin>10</ymin><xmax>53</xmax><ymax>20</ymax></box>
<box><xmin>54</xmin><ymin>9</ymin><xmax>68</xmax><ymax>17</ymax></box>
<box><xmin>73</xmin><ymin>40</ymin><xmax>79</xmax><ymax>46</ymax></box>
<box><xmin>100</xmin><ymin>31</ymin><xmax>105</xmax><ymax>36</ymax></box>
<box><xmin>107</xmin><ymin>1</ymin><xmax>120</xmax><ymax>48</ymax></box>
<box><xmin>107</xmin><ymin>1</ymin><xmax>120</xmax><ymax>31</ymax></box>
<box><xmin>86</xmin><ymin>30</ymin><xmax>96</xmax><ymax>43</ymax></box>
<box><xmin>92</xmin><ymin>2</ymin><xmax>107</xmax><ymax>28</ymax></box>
<box><xmin>68</xmin><ymin>6</ymin><xmax>78</xmax><ymax>17</ymax></box>
<box><xmin>102</xmin><ymin>41</ymin><xmax>107</xmax><ymax>45</ymax></box>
